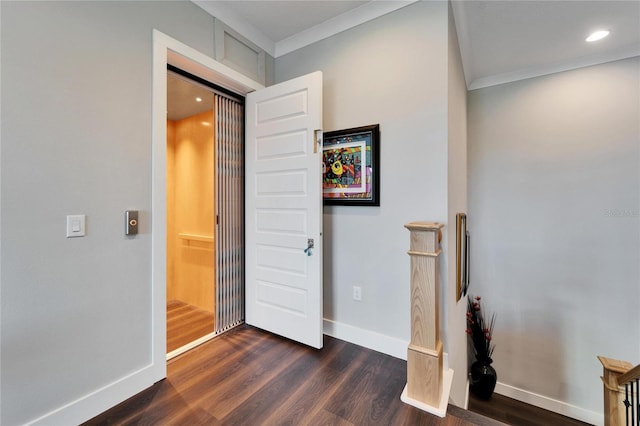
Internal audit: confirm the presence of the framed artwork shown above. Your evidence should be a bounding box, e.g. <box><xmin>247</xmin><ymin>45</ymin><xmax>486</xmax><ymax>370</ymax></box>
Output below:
<box><xmin>456</xmin><ymin>213</ymin><xmax>470</xmax><ymax>301</ymax></box>
<box><xmin>322</xmin><ymin>124</ymin><xmax>380</xmax><ymax>206</ymax></box>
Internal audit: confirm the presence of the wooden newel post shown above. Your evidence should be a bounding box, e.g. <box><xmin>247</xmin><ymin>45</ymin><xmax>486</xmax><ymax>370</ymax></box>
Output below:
<box><xmin>598</xmin><ymin>356</ymin><xmax>633</xmax><ymax>426</ymax></box>
<box><xmin>401</xmin><ymin>221</ymin><xmax>450</xmax><ymax>416</ymax></box>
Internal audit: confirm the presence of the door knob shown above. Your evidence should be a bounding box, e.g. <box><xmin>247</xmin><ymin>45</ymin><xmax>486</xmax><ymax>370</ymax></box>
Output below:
<box><xmin>304</xmin><ymin>238</ymin><xmax>314</xmax><ymax>256</ymax></box>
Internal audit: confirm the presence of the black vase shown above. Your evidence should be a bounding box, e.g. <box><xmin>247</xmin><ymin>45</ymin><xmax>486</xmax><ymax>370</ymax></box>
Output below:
<box><xmin>470</xmin><ymin>359</ymin><xmax>497</xmax><ymax>400</ymax></box>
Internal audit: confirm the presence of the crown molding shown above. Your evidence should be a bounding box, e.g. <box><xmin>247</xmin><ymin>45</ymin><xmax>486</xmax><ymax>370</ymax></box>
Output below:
<box><xmin>192</xmin><ymin>1</ymin><xmax>418</xmax><ymax>59</ymax></box>
<box><xmin>468</xmin><ymin>48</ymin><xmax>640</xmax><ymax>91</ymax></box>
<box><xmin>275</xmin><ymin>1</ymin><xmax>418</xmax><ymax>58</ymax></box>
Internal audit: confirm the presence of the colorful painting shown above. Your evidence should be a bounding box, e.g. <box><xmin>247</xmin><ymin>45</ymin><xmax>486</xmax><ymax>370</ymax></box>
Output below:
<box><xmin>322</xmin><ymin>124</ymin><xmax>379</xmax><ymax>206</ymax></box>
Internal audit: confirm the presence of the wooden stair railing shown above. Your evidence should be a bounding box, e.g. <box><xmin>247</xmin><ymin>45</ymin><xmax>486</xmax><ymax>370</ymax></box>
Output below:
<box><xmin>599</xmin><ymin>356</ymin><xmax>640</xmax><ymax>426</ymax></box>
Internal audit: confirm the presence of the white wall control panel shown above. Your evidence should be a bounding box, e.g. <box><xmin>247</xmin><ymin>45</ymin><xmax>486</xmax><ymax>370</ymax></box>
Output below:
<box><xmin>66</xmin><ymin>215</ymin><xmax>86</xmax><ymax>238</ymax></box>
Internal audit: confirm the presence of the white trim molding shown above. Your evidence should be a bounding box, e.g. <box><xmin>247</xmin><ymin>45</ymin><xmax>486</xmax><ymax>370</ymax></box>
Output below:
<box><xmin>323</xmin><ymin>318</ymin><xmax>408</xmax><ymax>360</ymax></box>
<box><xmin>275</xmin><ymin>1</ymin><xmax>418</xmax><ymax>57</ymax></box>
<box><xmin>468</xmin><ymin>46</ymin><xmax>640</xmax><ymax>90</ymax></box>
<box><xmin>322</xmin><ymin>318</ymin><xmax>602</xmax><ymax>424</ymax></box>
<box><xmin>192</xmin><ymin>0</ymin><xmax>418</xmax><ymax>59</ymax></box>
<box><xmin>0</xmin><ymin>1</ymin><xmax>3</xmax><ymax>422</ymax></box>
<box><xmin>322</xmin><ymin>318</ymin><xmax>453</xmax><ymax>372</ymax></box>
<box><xmin>27</xmin><ymin>366</ymin><xmax>156</xmax><ymax>425</ymax></box>
<box><xmin>495</xmin><ymin>382</ymin><xmax>603</xmax><ymax>426</ymax></box>
<box><xmin>152</xmin><ymin>28</ymin><xmax>263</xmax><ymax>381</ymax></box>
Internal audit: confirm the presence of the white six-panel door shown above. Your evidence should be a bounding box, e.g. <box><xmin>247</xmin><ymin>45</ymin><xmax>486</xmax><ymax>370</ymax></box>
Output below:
<box><xmin>245</xmin><ymin>71</ymin><xmax>323</xmax><ymax>349</ymax></box>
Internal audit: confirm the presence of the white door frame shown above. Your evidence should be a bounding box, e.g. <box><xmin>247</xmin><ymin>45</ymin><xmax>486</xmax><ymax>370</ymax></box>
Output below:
<box><xmin>151</xmin><ymin>30</ymin><xmax>264</xmax><ymax>381</ymax></box>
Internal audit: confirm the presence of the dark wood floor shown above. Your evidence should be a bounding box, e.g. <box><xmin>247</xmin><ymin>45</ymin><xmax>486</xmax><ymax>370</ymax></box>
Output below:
<box><xmin>468</xmin><ymin>392</ymin><xmax>592</xmax><ymax>426</ymax></box>
<box><xmin>167</xmin><ymin>299</ymin><xmax>215</xmax><ymax>353</ymax></box>
<box><xmin>86</xmin><ymin>325</ymin><xmax>503</xmax><ymax>425</ymax></box>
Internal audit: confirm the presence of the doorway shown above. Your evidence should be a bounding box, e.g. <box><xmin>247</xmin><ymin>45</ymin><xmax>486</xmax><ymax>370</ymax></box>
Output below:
<box><xmin>152</xmin><ymin>31</ymin><xmax>321</xmax><ymax>380</ymax></box>
<box><xmin>166</xmin><ymin>68</ymin><xmax>245</xmax><ymax>359</ymax></box>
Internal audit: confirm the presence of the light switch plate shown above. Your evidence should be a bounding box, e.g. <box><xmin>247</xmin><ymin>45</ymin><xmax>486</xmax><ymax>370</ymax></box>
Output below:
<box><xmin>66</xmin><ymin>215</ymin><xmax>86</xmax><ymax>238</ymax></box>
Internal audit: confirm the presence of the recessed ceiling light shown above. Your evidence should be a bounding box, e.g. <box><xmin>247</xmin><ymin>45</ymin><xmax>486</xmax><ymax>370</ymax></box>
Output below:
<box><xmin>195</xmin><ymin>97</ymin><xmax>203</xmax><ymax>102</ymax></box>
<box><xmin>586</xmin><ymin>30</ymin><xmax>610</xmax><ymax>42</ymax></box>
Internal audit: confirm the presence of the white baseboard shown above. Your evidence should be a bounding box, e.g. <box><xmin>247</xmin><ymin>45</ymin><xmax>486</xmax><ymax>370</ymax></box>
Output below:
<box><xmin>495</xmin><ymin>382</ymin><xmax>603</xmax><ymax>426</ymax></box>
<box><xmin>323</xmin><ymin>320</ymin><xmax>464</xmax><ymax>416</ymax></box>
<box><xmin>323</xmin><ymin>318</ymin><xmax>408</xmax><ymax>360</ymax></box>
<box><xmin>322</xmin><ymin>320</ymin><xmax>601</xmax><ymax>425</ymax></box>
<box><xmin>322</xmin><ymin>319</ymin><xmax>452</xmax><ymax>369</ymax></box>
<box><xmin>24</xmin><ymin>323</ymin><xmax>601</xmax><ymax>425</ymax></box>
<box><xmin>27</xmin><ymin>364</ymin><xmax>157</xmax><ymax>425</ymax></box>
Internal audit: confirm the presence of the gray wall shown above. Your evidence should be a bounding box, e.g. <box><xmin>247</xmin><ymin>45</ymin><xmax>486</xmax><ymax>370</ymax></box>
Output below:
<box><xmin>276</xmin><ymin>0</ymin><xmax>455</xmax><ymax>371</ymax></box>
<box><xmin>0</xmin><ymin>1</ymin><xmax>219</xmax><ymax>424</ymax></box>
<box><xmin>5</xmin><ymin>0</ymin><xmax>630</xmax><ymax>422</ymax></box>
<box><xmin>468</xmin><ymin>57</ymin><xmax>640</xmax><ymax>417</ymax></box>
<box><xmin>0</xmin><ymin>1</ymin><xmax>458</xmax><ymax>422</ymax></box>
<box><xmin>275</xmin><ymin>1</ymin><xmax>474</xmax><ymax>405</ymax></box>
<box><xmin>276</xmin><ymin>2</ymin><xmax>480</xmax><ymax>406</ymax></box>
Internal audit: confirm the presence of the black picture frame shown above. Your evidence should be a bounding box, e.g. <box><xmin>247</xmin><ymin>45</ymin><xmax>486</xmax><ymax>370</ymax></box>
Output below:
<box><xmin>456</xmin><ymin>212</ymin><xmax>470</xmax><ymax>301</ymax></box>
<box><xmin>322</xmin><ymin>124</ymin><xmax>380</xmax><ymax>206</ymax></box>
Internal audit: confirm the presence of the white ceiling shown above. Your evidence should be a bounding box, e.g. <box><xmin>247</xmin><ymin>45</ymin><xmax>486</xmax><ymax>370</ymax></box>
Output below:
<box><xmin>452</xmin><ymin>0</ymin><xmax>640</xmax><ymax>88</ymax></box>
<box><xmin>193</xmin><ymin>0</ymin><xmax>417</xmax><ymax>57</ymax></box>
<box><xmin>218</xmin><ymin>1</ymin><xmax>368</xmax><ymax>42</ymax></box>
<box><xmin>193</xmin><ymin>0</ymin><xmax>640</xmax><ymax>90</ymax></box>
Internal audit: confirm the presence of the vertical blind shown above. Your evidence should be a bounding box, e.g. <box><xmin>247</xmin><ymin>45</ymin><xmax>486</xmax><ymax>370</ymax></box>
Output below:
<box><xmin>215</xmin><ymin>94</ymin><xmax>245</xmax><ymax>333</ymax></box>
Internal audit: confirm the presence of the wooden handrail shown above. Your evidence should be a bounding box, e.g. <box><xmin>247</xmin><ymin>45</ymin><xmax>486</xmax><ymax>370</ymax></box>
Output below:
<box><xmin>598</xmin><ymin>356</ymin><xmax>639</xmax><ymax>426</ymax></box>
<box><xmin>618</xmin><ymin>363</ymin><xmax>640</xmax><ymax>386</ymax></box>
<box><xmin>598</xmin><ymin>356</ymin><xmax>633</xmax><ymax>374</ymax></box>
<box><xmin>178</xmin><ymin>233</ymin><xmax>214</xmax><ymax>243</ymax></box>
